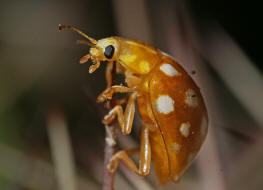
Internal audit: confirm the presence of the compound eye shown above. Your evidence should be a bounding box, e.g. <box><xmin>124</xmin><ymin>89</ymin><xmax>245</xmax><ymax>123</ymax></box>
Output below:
<box><xmin>104</xmin><ymin>45</ymin><xmax>115</xmax><ymax>59</ymax></box>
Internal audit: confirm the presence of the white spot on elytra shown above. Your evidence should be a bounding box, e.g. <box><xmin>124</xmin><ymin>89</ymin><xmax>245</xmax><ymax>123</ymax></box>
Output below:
<box><xmin>156</xmin><ymin>95</ymin><xmax>174</xmax><ymax>114</ymax></box>
<box><xmin>169</xmin><ymin>143</ymin><xmax>181</xmax><ymax>153</ymax></box>
<box><xmin>185</xmin><ymin>89</ymin><xmax>198</xmax><ymax>107</ymax></box>
<box><xmin>172</xmin><ymin>175</ymin><xmax>179</xmax><ymax>182</ymax></box>
<box><xmin>180</xmin><ymin>122</ymin><xmax>190</xmax><ymax>137</ymax></box>
<box><xmin>200</xmin><ymin>116</ymin><xmax>208</xmax><ymax>137</ymax></box>
<box><xmin>160</xmin><ymin>63</ymin><xmax>180</xmax><ymax>77</ymax></box>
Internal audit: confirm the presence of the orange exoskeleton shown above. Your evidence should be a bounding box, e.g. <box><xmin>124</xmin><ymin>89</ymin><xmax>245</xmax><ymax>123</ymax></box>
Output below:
<box><xmin>59</xmin><ymin>25</ymin><xmax>208</xmax><ymax>184</ymax></box>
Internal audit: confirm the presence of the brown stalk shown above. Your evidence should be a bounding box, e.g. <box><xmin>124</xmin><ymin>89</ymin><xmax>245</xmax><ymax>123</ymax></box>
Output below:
<box><xmin>102</xmin><ymin>62</ymin><xmax>117</xmax><ymax>190</ymax></box>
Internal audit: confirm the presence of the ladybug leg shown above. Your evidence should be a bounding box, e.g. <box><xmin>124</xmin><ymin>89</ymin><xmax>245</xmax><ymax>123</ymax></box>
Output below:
<box><xmin>115</xmin><ymin>97</ymin><xmax>129</xmax><ymax>105</ymax></box>
<box><xmin>104</xmin><ymin>97</ymin><xmax>128</xmax><ymax>109</ymax></box>
<box><xmin>108</xmin><ymin>124</ymin><xmax>151</xmax><ymax>176</ymax></box>
<box><xmin>103</xmin><ymin>92</ymin><xmax>137</xmax><ymax>135</ymax></box>
<box><xmin>97</xmin><ymin>85</ymin><xmax>134</xmax><ymax>103</ymax></box>
<box><xmin>98</xmin><ymin>70</ymin><xmax>140</xmax><ymax>103</ymax></box>
<box><xmin>105</xmin><ymin>61</ymin><xmax>126</xmax><ymax>90</ymax></box>
<box><xmin>105</xmin><ymin>61</ymin><xmax>114</xmax><ymax>88</ymax></box>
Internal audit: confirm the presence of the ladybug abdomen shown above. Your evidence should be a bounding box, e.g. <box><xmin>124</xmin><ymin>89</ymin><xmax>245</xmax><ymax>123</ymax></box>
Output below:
<box><xmin>148</xmin><ymin>55</ymin><xmax>208</xmax><ymax>182</ymax></box>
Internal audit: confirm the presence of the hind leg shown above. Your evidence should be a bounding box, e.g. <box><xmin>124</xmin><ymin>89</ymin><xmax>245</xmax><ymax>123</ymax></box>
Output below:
<box><xmin>108</xmin><ymin>124</ymin><xmax>151</xmax><ymax>176</ymax></box>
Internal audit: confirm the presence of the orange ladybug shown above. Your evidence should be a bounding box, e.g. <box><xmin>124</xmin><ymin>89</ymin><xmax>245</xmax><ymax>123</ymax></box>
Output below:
<box><xmin>59</xmin><ymin>25</ymin><xmax>208</xmax><ymax>184</ymax></box>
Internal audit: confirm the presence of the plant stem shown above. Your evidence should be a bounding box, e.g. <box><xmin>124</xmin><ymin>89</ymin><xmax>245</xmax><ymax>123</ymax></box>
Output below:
<box><xmin>102</xmin><ymin>62</ymin><xmax>117</xmax><ymax>190</ymax></box>
<box><xmin>102</xmin><ymin>124</ymin><xmax>117</xmax><ymax>190</ymax></box>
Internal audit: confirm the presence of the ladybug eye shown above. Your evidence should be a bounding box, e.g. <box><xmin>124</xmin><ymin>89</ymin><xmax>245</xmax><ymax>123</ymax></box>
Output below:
<box><xmin>104</xmin><ymin>45</ymin><xmax>115</xmax><ymax>59</ymax></box>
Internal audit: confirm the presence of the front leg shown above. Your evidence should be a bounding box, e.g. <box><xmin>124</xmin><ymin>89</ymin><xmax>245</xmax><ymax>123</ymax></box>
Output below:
<box><xmin>105</xmin><ymin>61</ymin><xmax>114</xmax><ymax>88</ymax></box>
<box><xmin>103</xmin><ymin>92</ymin><xmax>137</xmax><ymax>135</ymax></box>
<box><xmin>108</xmin><ymin>124</ymin><xmax>151</xmax><ymax>176</ymax></box>
<box><xmin>97</xmin><ymin>85</ymin><xmax>134</xmax><ymax>103</ymax></box>
<box><xmin>105</xmin><ymin>61</ymin><xmax>124</xmax><ymax>88</ymax></box>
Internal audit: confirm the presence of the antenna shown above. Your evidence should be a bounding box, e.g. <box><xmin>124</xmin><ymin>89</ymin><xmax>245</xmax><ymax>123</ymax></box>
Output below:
<box><xmin>58</xmin><ymin>24</ymin><xmax>97</xmax><ymax>45</ymax></box>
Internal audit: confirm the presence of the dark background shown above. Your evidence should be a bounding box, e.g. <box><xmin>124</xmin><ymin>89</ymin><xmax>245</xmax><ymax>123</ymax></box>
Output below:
<box><xmin>189</xmin><ymin>0</ymin><xmax>262</xmax><ymax>71</ymax></box>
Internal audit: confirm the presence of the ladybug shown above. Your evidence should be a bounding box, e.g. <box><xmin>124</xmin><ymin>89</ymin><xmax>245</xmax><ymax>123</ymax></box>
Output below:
<box><xmin>59</xmin><ymin>25</ymin><xmax>208</xmax><ymax>184</ymax></box>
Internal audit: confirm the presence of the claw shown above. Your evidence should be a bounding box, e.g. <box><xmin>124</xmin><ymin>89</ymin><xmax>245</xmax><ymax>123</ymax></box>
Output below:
<box><xmin>104</xmin><ymin>101</ymin><xmax>110</xmax><ymax>109</ymax></box>
<box><xmin>97</xmin><ymin>94</ymin><xmax>112</xmax><ymax>103</ymax></box>
<box><xmin>96</xmin><ymin>88</ymin><xmax>113</xmax><ymax>103</ymax></box>
<box><xmin>97</xmin><ymin>94</ymin><xmax>107</xmax><ymax>103</ymax></box>
<box><xmin>107</xmin><ymin>159</ymin><xmax>117</xmax><ymax>173</ymax></box>
<box><xmin>103</xmin><ymin>110</ymin><xmax>116</xmax><ymax>125</ymax></box>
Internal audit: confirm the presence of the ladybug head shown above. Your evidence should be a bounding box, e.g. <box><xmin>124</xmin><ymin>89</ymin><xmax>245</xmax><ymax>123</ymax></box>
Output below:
<box><xmin>58</xmin><ymin>24</ymin><xmax>120</xmax><ymax>73</ymax></box>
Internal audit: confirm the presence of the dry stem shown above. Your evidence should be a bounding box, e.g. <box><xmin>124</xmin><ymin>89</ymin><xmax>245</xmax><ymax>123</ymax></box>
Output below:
<box><xmin>102</xmin><ymin>62</ymin><xmax>117</xmax><ymax>190</ymax></box>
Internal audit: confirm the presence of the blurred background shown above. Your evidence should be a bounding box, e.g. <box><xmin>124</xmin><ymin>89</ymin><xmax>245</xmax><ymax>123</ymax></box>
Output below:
<box><xmin>0</xmin><ymin>0</ymin><xmax>262</xmax><ymax>189</ymax></box>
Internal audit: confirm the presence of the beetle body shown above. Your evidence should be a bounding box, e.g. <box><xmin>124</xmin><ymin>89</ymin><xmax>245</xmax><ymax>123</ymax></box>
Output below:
<box><xmin>59</xmin><ymin>25</ymin><xmax>208</xmax><ymax>184</ymax></box>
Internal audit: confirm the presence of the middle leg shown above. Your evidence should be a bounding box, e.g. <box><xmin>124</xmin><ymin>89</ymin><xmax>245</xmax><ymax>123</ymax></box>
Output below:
<box><xmin>103</xmin><ymin>92</ymin><xmax>137</xmax><ymax>135</ymax></box>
